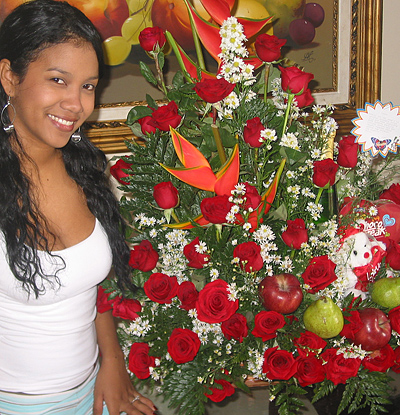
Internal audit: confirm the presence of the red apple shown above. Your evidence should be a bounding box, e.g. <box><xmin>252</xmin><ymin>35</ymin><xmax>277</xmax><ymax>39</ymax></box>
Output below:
<box><xmin>353</xmin><ymin>308</ymin><xmax>391</xmax><ymax>351</ymax></box>
<box><xmin>258</xmin><ymin>273</ymin><xmax>303</xmax><ymax>314</ymax></box>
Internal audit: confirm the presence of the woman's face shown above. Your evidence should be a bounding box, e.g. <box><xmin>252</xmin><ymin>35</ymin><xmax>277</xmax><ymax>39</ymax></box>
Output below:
<box><xmin>10</xmin><ymin>41</ymin><xmax>99</xmax><ymax>151</ymax></box>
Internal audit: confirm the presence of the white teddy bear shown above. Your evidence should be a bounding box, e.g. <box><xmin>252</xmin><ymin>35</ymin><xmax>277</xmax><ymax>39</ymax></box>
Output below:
<box><xmin>333</xmin><ymin>230</ymin><xmax>386</xmax><ymax>299</ymax></box>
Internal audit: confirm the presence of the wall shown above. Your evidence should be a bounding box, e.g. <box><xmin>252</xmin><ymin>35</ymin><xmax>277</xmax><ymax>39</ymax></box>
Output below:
<box><xmin>381</xmin><ymin>0</ymin><xmax>400</xmax><ymax>104</ymax></box>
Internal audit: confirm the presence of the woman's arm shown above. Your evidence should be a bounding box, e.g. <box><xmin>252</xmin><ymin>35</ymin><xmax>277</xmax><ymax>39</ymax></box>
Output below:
<box><xmin>93</xmin><ymin>310</ymin><xmax>156</xmax><ymax>415</ymax></box>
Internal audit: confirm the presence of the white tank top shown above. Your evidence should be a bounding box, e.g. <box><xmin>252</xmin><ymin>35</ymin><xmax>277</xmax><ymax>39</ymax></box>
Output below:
<box><xmin>0</xmin><ymin>219</ymin><xmax>113</xmax><ymax>394</ymax></box>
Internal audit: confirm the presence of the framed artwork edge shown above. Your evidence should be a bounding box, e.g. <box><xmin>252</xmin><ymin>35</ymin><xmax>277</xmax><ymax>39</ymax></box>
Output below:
<box><xmin>85</xmin><ymin>0</ymin><xmax>383</xmax><ymax>155</ymax></box>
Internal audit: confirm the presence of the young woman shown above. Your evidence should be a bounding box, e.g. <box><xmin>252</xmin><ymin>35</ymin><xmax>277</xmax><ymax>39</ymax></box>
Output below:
<box><xmin>0</xmin><ymin>1</ymin><xmax>155</xmax><ymax>414</ymax></box>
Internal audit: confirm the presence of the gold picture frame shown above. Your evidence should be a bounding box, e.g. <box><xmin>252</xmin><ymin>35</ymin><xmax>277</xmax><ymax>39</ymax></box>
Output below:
<box><xmin>85</xmin><ymin>0</ymin><xmax>383</xmax><ymax>154</ymax></box>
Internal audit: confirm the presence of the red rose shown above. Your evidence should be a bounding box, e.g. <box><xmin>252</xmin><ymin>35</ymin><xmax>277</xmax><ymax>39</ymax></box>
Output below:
<box><xmin>262</xmin><ymin>347</ymin><xmax>298</xmax><ymax>380</ymax></box>
<box><xmin>385</xmin><ymin>239</ymin><xmax>400</xmax><ymax>270</ymax></box>
<box><xmin>183</xmin><ymin>237</ymin><xmax>210</xmax><ymax>269</ymax></box>
<box><xmin>252</xmin><ymin>310</ymin><xmax>286</xmax><ymax>341</ymax></box>
<box><xmin>96</xmin><ymin>285</ymin><xmax>114</xmax><ymax>313</ymax></box>
<box><xmin>196</xmin><ymin>279</ymin><xmax>239</xmax><ymax>324</ymax></box>
<box><xmin>205</xmin><ymin>379</ymin><xmax>235</xmax><ymax>402</ymax></box>
<box><xmin>150</xmin><ymin>101</ymin><xmax>182</xmax><ymax>131</ymax></box>
<box><xmin>112</xmin><ymin>297</ymin><xmax>142</xmax><ymax>320</ymax></box>
<box><xmin>200</xmin><ymin>195</ymin><xmax>233</xmax><ymax>224</ymax></box>
<box><xmin>281</xmin><ymin>218</ymin><xmax>308</xmax><ymax>250</ymax></box>
<box><xmin>340</xmin><ymin>310</ymin><xmax>363</xmax><ymax>341</ymax></box>
<box><xmin>138</xmin><ymin>115</ymin><xmax>157</xmax><ymax>135</ymax></box>
<box><xmin>380</xmin><ymin>183</ymin><xmax>400</xmax><ymax>205</ymax></box>
<box><xmin>295</xmin><ymin>356</ymin><xmax>325</xmax><ymax>387</ymax></box>
<box><xmin>177</xmin><ymin>281</ymin><xmax>199</xmax><ymax>310</ymax></box>
<box><xmin>129</xmin><ymin>240</ymin><xmax>159</xmax><ymax>272</ymax></box>
<box><xmin>194</xmin><ymin>78</ymin><xmax>235</xmax><ymax>103</ymax></box>
<box><xmin>389</xmin><ymin>306</ymin><xmax>400</xmax><ymax>334</ymax></box>
<box><xmin>143</xmin><ymin>272</ymin><xmax>178</xmax><ymax>304</ymax></box>
<box><xmin>139</xmin><ymin>26</ymin><xmax>166</xmax><ymax>51</ymax></box>
<box><xmin>362</xmin><ymin>344</ymin><xmax>395</xmax><ymax>372</ymax></box>
<box><xmin>255</xmin><ymin>33</ymin><xmax>287</xmax><ymax>62</ymax></box>
<box><xmin>243</xmin><ymin>117</ymin><xmax>264</xmax><ymax>148</ymax></box>
<box><xmin>167</xmin><ymin>328</ymin><xmax>201</xmax><ymax>364</ymax></box>
<box><xmin>294</xmin><ymin>331</ymin><xmax>327</xmax><ymax>357</ymax></box>
<box><xmin>110</xmin><ymin>159</ymin><xmax>132</xmax><ymax>185</ymax></box>
<box><xmin>153</xmin><ymin>181</ymin><xmax>179</xmax><ymax>209</ymax></box>
<box><xmin>321</xmin><ymin>348</ymin><xmax>361</xmax><ymax>385</ymax></box>
<box><xmin>233</xmin><ymin>241</ymin><xmax>263</xmax><ymax>272</ymax></box>
<box><xmin>243</xmin><ymin>182</ymin><xmax>261</xmax><ymax>210</ymax></box>
<box><xmin>221</xmin><ymin>313</ymin><xmax>248</xmax><ymax>343</ymax></box>
<box><xmin>128</xmin><ymin>343</ymin><xmax>155</xmax><ymax>379</ymax></box>
<box><xmin>279</xmin><ymin>66</ymin><xmax>314</xmax><ymax>94</ymax></box>
<box><xmin>301</xmin><ymin>255</ymin><xmax>337</xmax><ymax>293</ymax></box>
<box><xmin>392</xmin><ymin>347</ymin><xmax>400</xmax><ymax>373</ymax></box>
<box><xmin>293</xmin><ymin>88</ymin><xmax>314</xmax><ymax>108</ymax></box>
<box><xmin>312</xmin><ymin>159</ymin><xmax>338</xmax><ymax>188</ymax></box>
<box><xmin>337</xmin><ymin>135</ymin><xmax>359</xmax><ymax>168</ymax></box>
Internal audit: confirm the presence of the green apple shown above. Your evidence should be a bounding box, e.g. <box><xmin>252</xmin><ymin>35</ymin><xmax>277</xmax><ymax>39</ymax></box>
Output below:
<box><xmin>371</xmin><ymin>278</ymin><xmax>400</xmax><ymax>309</ymax></box>
<box><xmin>261</xmin><ymin>0</ymin><xmax>306</xmax><ymax>38</ymax></box>
<box><xmin>303</xmin><ymin>297</ymin><xmax>344</xmax><ymax>339</ymax></box>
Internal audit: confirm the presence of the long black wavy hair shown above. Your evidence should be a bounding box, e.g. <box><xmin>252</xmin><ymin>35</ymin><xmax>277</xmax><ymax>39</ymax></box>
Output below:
<box><xmin>0</xmin><ymin>0</ymin><xmax>132</xmax><ymax>297</ymax></box>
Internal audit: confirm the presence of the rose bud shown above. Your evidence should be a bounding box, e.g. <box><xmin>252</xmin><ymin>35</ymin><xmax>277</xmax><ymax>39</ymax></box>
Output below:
<box><xmin>385</xmin><ymin>239</ymin><xmax>400</xmax><ymax>270</ymax></box>
<box><xmin>138</xmin><ymin>115</ymin><xmax>157</xmax><ymax>135</ymax></box>
<box><xmin>200</xmin><ymin>195</ymin><xmax>233</xmax><ymax>224</ymax></box>
<box><xmin>139</xmin><ymin>26</ymin><xmax>166</xmax><ymax>52</ymax></box>
<box><xmin>379</xmin><ymin>183</ymin><xmax>400</xmax><ymax>205</ymax></box>
<box><xmin>150</xmin><ymin>101</ymin><xmax>182</xmax><ymax>131</ymax></box>
<box><xmin>282</xmin><ymin>218</ymin><xmax>308</xmax><ymax>249</ymax></box>
<box><xmin>110</xmin><ymin>158</ymin><xmax>132</xmax><ymax>185</ymax></box>
<box><xmin>337</xmin><ymin>135</ymin><xmax>359</xmax><ymax>168</ymax></box>
<box><xmin>279</xmin><ymin>65</ymin><xmax>314</xmax><ymax>94</ymax></box>
<box><xmin>293</xmin><ymin>88</ymin><xmax>314</xmax><ymax>108</ymax></box>
<box><xmin>255</xmin><ymin>33</ymin><xmax>287</xmax><ymax>63</ymax></box>
<box><xmin>153</xmin><ymin>181</ymin><xmax>179</xmax><ymax>209</ymax></box>
<box><xmin>194</xmin><ymin>78</ymin><xmax>235</xmax><ymax>103</ymax></box>
<box><xmin>312</xmin><ymin>159</ymin><xmax>338</xmax><ymax>187</ymax></box>
<box><xmin>183</xmin><ymin>237</ymin><xmax>210</xmax><ymax>269</ymax></box>
<box><xmin>129</xmin><ymin>240</ymin><xmax>159</xmax><ymax>272</ymax></box>
<box><xmin>243</xmin><ymin>117</ymin><xmax>264</xmax><ymax>148</ymax></box>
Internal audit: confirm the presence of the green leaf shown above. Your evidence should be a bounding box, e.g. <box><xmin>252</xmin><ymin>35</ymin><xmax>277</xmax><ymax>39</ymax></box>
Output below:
<box><xmin>126</xmin><ymin>106</ymin><xmax>153</xmax><ymax>125</ymax></box>
<box><xmin>146</xmin><ymin>94</ymin><xmax>158</xmax><ymax>109</ymax></box>
<box><xmin>140</xmin><ymin>61</ymin><xmax>158</xmax><ymax>86</ymax></box>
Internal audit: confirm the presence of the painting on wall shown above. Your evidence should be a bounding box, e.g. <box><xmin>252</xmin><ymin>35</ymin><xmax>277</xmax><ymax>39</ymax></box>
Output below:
<box><xmin>0</xmin><ymin>0</ymin><xmax>382</xmax><ymax>153</ymax></box>
<box><xmin>0</xmin><ymin>0</ymin><xmax>341</xmax><ymax>105</ymax></box>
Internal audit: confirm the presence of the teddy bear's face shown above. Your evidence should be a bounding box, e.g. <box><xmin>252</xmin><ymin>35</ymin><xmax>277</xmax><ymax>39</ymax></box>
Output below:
<box><xmin>348</xmin><ymin>232</ymin><xmax>374</xmax><ymax>268</ymax></box>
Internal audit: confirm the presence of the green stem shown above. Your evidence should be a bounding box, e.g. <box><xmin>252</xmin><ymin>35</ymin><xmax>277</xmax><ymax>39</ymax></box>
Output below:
<box><xmin>315</xmin><ymin>186</ymin><xmax>324</xmax><ymax>205</ymax></box>
<box><xmin>186</xmin><ymin>1</ymin><xmax>205</xmax><ymax>70</ymax></box>
<box><xmin>263</xmin><ymin>63</ymin><xmax>271</xmax><ymax>103</ymax></box>
<box><xmin>165</xmin><ymin>31</ymin><xmax>193</xmax><ymax>83</ymax></box>
<box><xmin>154</xmin><ymin>53</ymin><xmax>168</xmax><ymax>97</ymax></box>
<box><xmin>212</xmin><ymin>123</ymin><xmax>226</xmax><ymax>165</ymax></box>
<box><xmin>281</xmin><ymin>94</ymin><xmax>295</xmax><ymax>137</ymax></box>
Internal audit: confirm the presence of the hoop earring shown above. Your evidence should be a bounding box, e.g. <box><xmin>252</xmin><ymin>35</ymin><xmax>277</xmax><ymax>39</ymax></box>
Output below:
<box><xmin>1</xmin><ymin>96</ymin><xmax>16</xmax><ymax>134</ymax></box>
<box><xmin>71</xmin><ymin>127</ymin><xmax>82</xmax><ymax>143</ymax></box>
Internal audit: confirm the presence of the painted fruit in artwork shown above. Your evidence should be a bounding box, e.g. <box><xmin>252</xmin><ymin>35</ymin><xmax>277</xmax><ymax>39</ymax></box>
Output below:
<box><xmin>260</xmin><ymin>0</ymin><xmax>306</xmax><ymax>38</ymax></box>
<box><xmin>151</xmin><ymin>0</ymin><xmax>194</xmax><ymax>49</ymax></box>
<box><xmin>303</xmin><ymin>297</ymin><xmax>344</xmax><ymax>339</ymax></box>
<box><xmin>259</xmin><ymin>273</ymin><xmax>303</xmax><ymax>314</ymax></box>
<box><xmin>0</xmin><ymin>0</ymin><xmax>129</xmax><ymax>41</ymax></box>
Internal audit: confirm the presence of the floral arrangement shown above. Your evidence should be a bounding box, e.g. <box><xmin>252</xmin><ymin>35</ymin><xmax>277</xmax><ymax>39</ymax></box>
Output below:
<box><xmin>101</xmin><ymin>1</ymin><xmax>400</xmax><ymax>414</ymax></box>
